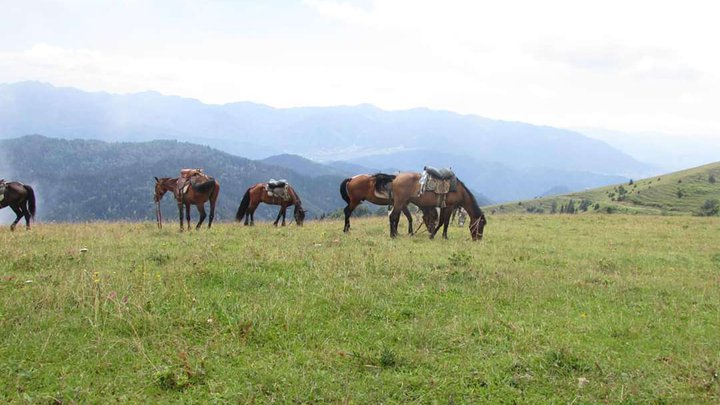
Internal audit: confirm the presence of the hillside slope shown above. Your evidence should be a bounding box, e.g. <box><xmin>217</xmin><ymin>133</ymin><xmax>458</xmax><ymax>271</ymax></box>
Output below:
<box><xmin>489</xmin><ymin>162</ymin><xmax>720</xmax><ymax>216</ymax></box>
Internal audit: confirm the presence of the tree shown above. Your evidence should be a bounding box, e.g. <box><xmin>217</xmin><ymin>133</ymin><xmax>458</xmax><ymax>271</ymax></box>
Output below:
<box><xmin>697</xmin><ymin>199</ymin><xmax>719</xmax><ymax>216</ymax></box>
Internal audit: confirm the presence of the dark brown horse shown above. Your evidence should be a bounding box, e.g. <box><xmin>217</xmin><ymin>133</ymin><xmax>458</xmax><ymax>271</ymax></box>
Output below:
<box><xmin>389</xmin><ymin>172</ymin><xmax>487</xmax><ymax>240</ymax></box>
<box><xmin>339</xmin><ymin>173</ymin><xmax>436</xmax><ymax>234</ymax></box>
<box><xmin>154</xmin><ymin>175</ymin><xmax>220</xmax><ymax>231</ymax></box>
<box><xmin>0</xmin><ymin>181</ymin><xmax>36</xmax><ymax>231</ymax></box>
<box><xmin>235</xmin><ymin>183</ymin><xmax>306</xmax><ymax>226</ymax></box>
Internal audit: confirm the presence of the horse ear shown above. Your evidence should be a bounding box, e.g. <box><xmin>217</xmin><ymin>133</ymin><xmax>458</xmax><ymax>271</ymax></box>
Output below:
<box><xmin>154</xmin><ymin>177</ymin><xmax>159</xmax><ymax>182</ymax></box>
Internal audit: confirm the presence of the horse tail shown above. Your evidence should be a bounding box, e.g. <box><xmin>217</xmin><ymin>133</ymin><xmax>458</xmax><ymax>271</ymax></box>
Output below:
<box><xmin>373</xmin><ymin>173</ymin><xmax>396</xmax><ymax>193</ymax></box>
<box><xmin>235</xmin><ymin>187</ymin><xmax>251</xmax><ymax>221</ymax></box>
<box><xmin>339</xmin><ymin>178</ymin><xmax>351</xmax><ymax>204</ymax></box>
<box><xmin>23</xmin><ymin>185</ymin><xmax>36</xmax><ymax>218</ymax></box>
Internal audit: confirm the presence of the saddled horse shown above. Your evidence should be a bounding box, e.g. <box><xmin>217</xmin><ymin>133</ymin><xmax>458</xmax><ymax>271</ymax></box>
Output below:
<box><xmin>339</xmin><ymin>173</ymin><xmax>437</xmax><ymax>234</ymax></box>
<box><xmin>235</xmin><ymin>183</ymin><xmax>306</xmax><ymax>226</ymax></box>
<box><xmin>154</xmin><ymin>175</ymin><xmax>220</xmax><ymax>231</ymax></box>
<box><xmin>389</xmin><ymin>172</ymin><xmax>487</xmax><ymax>240</ymax></box>
<box><xmin>0</xmin><ymin>181</ymin><xmax>36</xmax><ymax>231</ymax></box>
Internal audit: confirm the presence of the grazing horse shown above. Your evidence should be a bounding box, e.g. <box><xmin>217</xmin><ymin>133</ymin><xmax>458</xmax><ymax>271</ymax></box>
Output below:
<box><xmin>0</xmin><ymin>181</ymin><xmax>36</xmax><ymax>231</ymax></box>
<box><xmin>339</xmin><ymin>173</ymin><xmax>437</xmax><ymax>234</ymax></box>
<box><xmin>235</xmin><ymin>183</ymin><xmax>306</xmax><ymax>226</ymax></box>
<box><xmin>389</xmin><ymin>172</ymin><xmax>487</xmax><ymax>240</ymax></box>
<box><xmin>154</xmin><ymin>175</ymin><xmax>220</xmax><ymax>231</ymax></box>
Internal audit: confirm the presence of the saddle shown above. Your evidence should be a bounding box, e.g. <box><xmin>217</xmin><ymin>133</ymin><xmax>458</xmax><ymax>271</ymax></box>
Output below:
<box><xmin>420</xmin><ymin>166</ymin><xmax>457</xmax><ymax>207</ymax></box>
<box><xmin>176</xmin><ymin>168</ymin><xmax>208</xmax><ymax>199</ymax></box>
<box><xmin>424</xmin><ymin>166</ymin><xmax>455</xmax><ymax>180</ymax></box>
<box><xmin>265</xmin><ymin>179</ymin><xmax>291</xmax><ymax>201</ymax></box>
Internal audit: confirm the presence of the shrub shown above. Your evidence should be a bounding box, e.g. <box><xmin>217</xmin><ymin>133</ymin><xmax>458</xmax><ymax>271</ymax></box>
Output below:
<box><xmin>697</xmin><ymin>199</ymin><xmax>719</xmax><ymax>217</ymax></box>
<box><xmin>710</xmin><ymin>174</ymin><xmax>717</xmax><ymax>184</ymax></box>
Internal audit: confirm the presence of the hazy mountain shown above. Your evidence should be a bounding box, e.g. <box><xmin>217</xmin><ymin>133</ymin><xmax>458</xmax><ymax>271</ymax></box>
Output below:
<box><xmin>346</xmin><ymin>149</ymin><xmax>627</xmax><ymax>202</ymax></box>
<box><xmin>574</xmin><ymin>127</ymin><xmax>720</xmax><ymax>172</ymax></box>
<box><xmin>261</xmin><ymin>154</ymin><xmax>348</xmax><ymax>178</ymax></box>
<box><xmin>0</xmin><ymin>135</ymin><xmax>346</xmax><ymax>222</ymax></box>
<box><xmin>0</xmin><ymin>82</ymin><xmax>653</xmax><ymax>178</ymax></box>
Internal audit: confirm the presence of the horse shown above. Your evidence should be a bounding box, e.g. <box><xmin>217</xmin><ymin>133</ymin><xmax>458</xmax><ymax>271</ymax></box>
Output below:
<box><xmin>388</xmin><ymin>172</ymin><xmax>487</xmax><ymax>240</ymax></box>
<box><xmin>235</xmin><ymin>183</ymin><xmax>306</xmax><ymax>226</ymax></box>
<box><xmin>153</xmin><ymin>175</ymin><xmax>220</xmax><ymax>231</ymax></box>
<box><xmin>339</xmin><ymin>173</ymin><xmax>437</xmax><ymax>234</ymax></box>
<box><xmin>0</xmin><ymin>181</ymin><xmax>36</xmax><ymax>231</ymax></box>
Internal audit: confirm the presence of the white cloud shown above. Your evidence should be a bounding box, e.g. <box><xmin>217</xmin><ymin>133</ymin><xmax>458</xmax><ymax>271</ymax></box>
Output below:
<box><xmin>1</xmin><ymin>1</ymin><xmax>720</xmax><ymax>136</ymax></box>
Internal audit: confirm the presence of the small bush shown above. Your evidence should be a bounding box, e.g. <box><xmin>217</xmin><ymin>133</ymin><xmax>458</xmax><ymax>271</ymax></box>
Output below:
<box><xmin>710</xmin><ymin>174</ymin><xmax>717</xmax><ymax>184</ymax></box>
<box><xmin>697</xmin><ymin>199</ymin><xmax>719</xmax><ymax>217</ymax></box>
<box><xmin>379</xmin><ymin>347</ymin><xmax>397</xmax><ymax>368</ymax></box>
<box><xmin>449</xmin><ymin>251</ymin><xmax>472</xmax><ymax>267</ymax></box>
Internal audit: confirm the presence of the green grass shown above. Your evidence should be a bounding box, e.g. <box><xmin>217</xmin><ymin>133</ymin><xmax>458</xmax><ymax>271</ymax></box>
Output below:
<box><xmin>490</xmin><ymin>161</ymin><xmax>720</xmax><ymax>215</ymax></box>
<box><xmin>1</xmin><ymin>215</ymin><xmax>719</xmax><ymax>403</ymax></box>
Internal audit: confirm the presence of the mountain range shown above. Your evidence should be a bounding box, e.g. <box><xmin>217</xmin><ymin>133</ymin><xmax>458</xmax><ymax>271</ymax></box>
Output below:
<box><xmin>0</xmin><ymin>81</ymin><xmax>660</xmax><ymax>202</ymax></box>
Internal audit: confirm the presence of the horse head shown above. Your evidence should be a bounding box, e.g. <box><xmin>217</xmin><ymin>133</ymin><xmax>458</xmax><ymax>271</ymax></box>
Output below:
<box><xmin>470</xmin><ymin>211</ymin><xmax>487</xmax><ymax>241</ymax></box>
<box><xmin>154</xmin><ymin>177</ymin><xmax>175</xmax><ymax>202</ymax></box>
<box><xmin>294</xmin><ymin>204</ymin><xmax>306</xmax><ymax>226</ymax></box>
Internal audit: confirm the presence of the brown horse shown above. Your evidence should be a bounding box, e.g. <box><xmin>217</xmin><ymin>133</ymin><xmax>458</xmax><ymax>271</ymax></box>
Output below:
<box><xmin>154</xmin><ymin>175</ymin><xmax>220</xmax><ymax>231</ymax></box>
<box><xmin>235</xmin><ymin>183</ymin><xmax>306</xmax><ymax>226</ymax></box>
<box><xmin>389</xmin><ymin>172</ymin><xmax>487</xmax><ymax>240</ymax></box>
<box><xmin>339</xmin><ymin>173</ymin><xmax>437</xmax><ymax>234</ymax></box>
<box><xmin>0</xmin><ymin>181</ymin><xmax>36</xmax><ymax>231</ymax></box>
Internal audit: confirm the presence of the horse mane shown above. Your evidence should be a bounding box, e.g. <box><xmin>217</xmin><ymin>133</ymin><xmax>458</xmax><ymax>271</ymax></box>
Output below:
<box><xmin>289</xmin><ymin>186</ymin><xmax>303</xmax><ymax>207</ymax></box>
<box><xmin>373</xmin><ymin>173</ymin><xmax>396</xmax><ymax>192</ymax></box>
<box><xmin>457</xmin><ymin>179</ymin><xmax>484</xmax><ymax>219</ymax></box>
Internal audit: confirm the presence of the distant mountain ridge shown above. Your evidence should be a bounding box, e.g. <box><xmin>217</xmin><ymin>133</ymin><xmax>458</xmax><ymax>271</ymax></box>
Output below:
<box><xmin>0</xmin><ymin>81</ymin><xmax>653</xmax><ymax>172</ymax></box>
<box><xmin>0</xmin><ymin>81</ymin><xmax>657</xmax><ymax>202</ymax></box>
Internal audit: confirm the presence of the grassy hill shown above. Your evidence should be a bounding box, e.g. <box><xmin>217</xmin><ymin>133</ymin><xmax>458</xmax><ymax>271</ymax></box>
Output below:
<box><xmin>1</xmin><ymin>216</ymin><xmax>719</xmax><ymax>402</ymax></box>
<box><xmin>489</xmin><ymin>161</ymin><xmax>720</xmax><ymax>216</ymax></box>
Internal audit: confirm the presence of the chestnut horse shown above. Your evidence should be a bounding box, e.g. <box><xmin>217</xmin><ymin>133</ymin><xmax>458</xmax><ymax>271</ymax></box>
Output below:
<box><xmin>153</xmin><ymin>175</ymin><xmax>220</xmax><ymax>230</ymax></box>
<box><xmin>0</xmin><ymin>181</ymin><xmax>36</xmax><ymax>231</ymax></box>
<box><xmin>389</xmin><ymin>172</ymin><xmax>487</xmax><ymax>240</ymax></box>
<box><xmin>235</xmin><ymin>183</ymin><xmax>306</xmax><ymax>226</ymax></box>
<box><xmin>339</xmin><ymin>173</ymin><xmax>437</xmax><ymax>234</ymax></box>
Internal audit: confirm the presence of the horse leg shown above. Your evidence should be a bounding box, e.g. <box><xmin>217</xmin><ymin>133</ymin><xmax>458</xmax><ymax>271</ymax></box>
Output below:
<box><xmin>9</xmin><ymin>204</ymin><xmax>22</xmax><ymax>231</ymax></box>
<box><xmin>343</xmin><ymin>201</ymin><xmax>360</xmax><ymax>233</ymax></box>
<box><xmin>208</xmin><ymin>196</ymin><xmax>216</xmax><ymax>229</ymax></box>
<box><xmin>388</xmin><ymin>202</ymin><xmax>405</xmax><ymax>238</ymax></box>
<box><xmin>195</xmin><ymin>204</ymin><xmax>207</xmax><ymax>230</ymax></box>
<box><xmin>281</xmin><ymin>206</ymin><xmax>288</xmax><ymax>226</ymax></box>
<box><xmin>185</xmin><ymin>203</ymin><xmax>192</xmax><ymax>231</ymax></box>
<box><xmin>177</xmin><ymin>202</ymin><xmax>184</xmax><ymax>231</ymax></box>
<box><xmin>21</xmin><ymin>202</ymin><xmax>31</xmax><ymax>230</ymax></box>
<box><xmin>402</xmin><ymin>206</ymin><xmax>414</xmax><ymax>235</ymax></box>
<box><xmin>248</xmin><ymin>206</ymin><xmax>256</xmax><ymax>226</ymax></box>
<box><xmin>273</xmin><ymin>207</ymin><xmax>282</xmax><ymax>226</ymax></box>
<box><xmin>441</xmin><ymin>208</ymin><xmax>452</xmax><ymax>239</ymax></box>
<box><xmin>429</xmin><ymin>209</ymin><xmax>442</xmax><ymax>240</ymax></box>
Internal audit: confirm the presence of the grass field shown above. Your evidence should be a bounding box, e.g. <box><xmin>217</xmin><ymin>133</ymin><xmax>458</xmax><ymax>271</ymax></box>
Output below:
<box><xmin>1</xmin><ymin>215</ymin><xmax>719</xmax><ymax>403</ymax></box>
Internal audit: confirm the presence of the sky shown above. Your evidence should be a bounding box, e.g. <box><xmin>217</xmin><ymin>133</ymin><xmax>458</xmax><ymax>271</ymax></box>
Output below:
<box><xmin>1</xmin><ymin>0</ymin><xmax>719</xmax><ymax>137</ymax></box>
